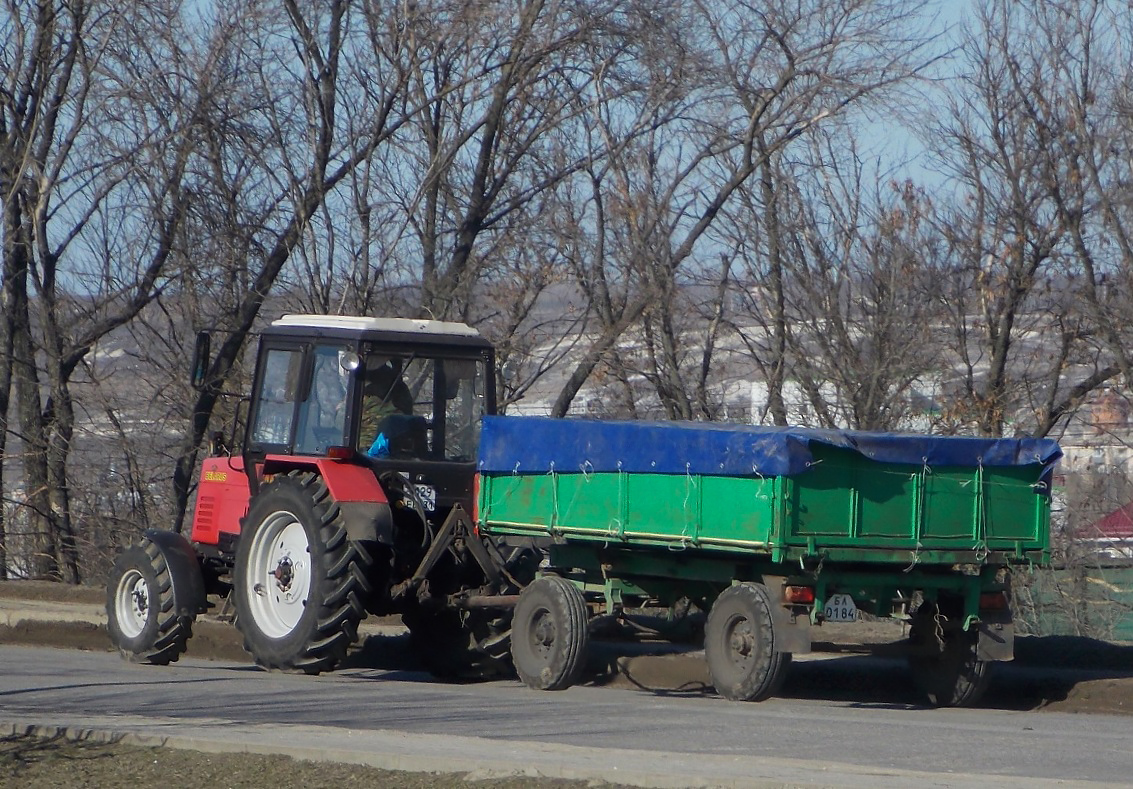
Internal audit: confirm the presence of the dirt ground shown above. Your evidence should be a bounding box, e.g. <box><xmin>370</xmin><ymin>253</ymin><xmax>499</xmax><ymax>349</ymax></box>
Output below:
<box><xmin>2</xmin><ymin>579</ymin><xmax>1133</xmax><ymax>787</ymax></box>
<box><xmin>0</xmin><ymin>728</ymin><xmax>631</xmax><ymax>789</ymax></box>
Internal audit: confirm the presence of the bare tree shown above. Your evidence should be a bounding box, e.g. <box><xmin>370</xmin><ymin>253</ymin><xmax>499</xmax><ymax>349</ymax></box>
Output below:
<box><xmin>772</xmin><ymin>136</ymin><xmax>946</xmax><ymax>431</ymax></box>
<box><xmin>549</xmin><ymin>0</ymin><xmax>937</xmax><ymax>418</ymax></box>
<box><xmin>169</xmin><ymin>0</ymin><xmax>424</xmax><ymax>530</ymax></box>
<box><xmin>0</xmin><ymin>0</ymin><xmax>204</xmax><ymax>580</ymax></box>
<box><xmin>1006</xmin><ymin>0</ymin><xmax>1133</xmax><ymax>435</ymax></box>
<box><xmin>928</xmin><ymin>0</ymin><xmax>1129</xmax><ymax>438</ymax></box>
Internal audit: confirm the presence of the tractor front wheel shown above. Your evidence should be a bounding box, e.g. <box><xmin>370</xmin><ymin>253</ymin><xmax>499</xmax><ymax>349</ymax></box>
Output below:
<box><xmin>234</xmin><ymin>471</ymin><xmax>372</xmax><ymax>674</ymax></box>
<box><xmin>106</xmin><ymin>537</ymin><xmax>197</xmax><ymax>665</ymax></box>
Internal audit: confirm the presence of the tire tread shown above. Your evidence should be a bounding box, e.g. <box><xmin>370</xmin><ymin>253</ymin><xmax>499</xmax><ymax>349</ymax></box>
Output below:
<box><xmin>234</xmin><ymin>470</ymin><xmax>372</xmax><ymax>674</ymax></box>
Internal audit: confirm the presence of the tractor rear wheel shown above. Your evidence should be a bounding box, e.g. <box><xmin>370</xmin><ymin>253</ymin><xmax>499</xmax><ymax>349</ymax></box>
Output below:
<box><xmin>234</xmin><ymin>471</ymin><xmax>372</xmax><ymax>674</ymax></box>
<box><xmin>704</xmin><ymin>582</ymin><xmax>791</xmax><ymax>701</ymax></box>
<box><xmin>106</xmin><ymin>537</ymin><xmax>196</xmax><ymax>665</ymax></box>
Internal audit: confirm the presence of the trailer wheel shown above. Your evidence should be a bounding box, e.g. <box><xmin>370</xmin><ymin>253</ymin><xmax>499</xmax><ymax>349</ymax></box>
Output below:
<box><xmin>908</xmin><ymin>613</ymin><xmax>991</xmax><ymax>707</ymax></box>
<box><xmin>704</xmin><ymin>582</ymin><xmax>791</xmax><ymax>701</ymax></box>
<box><xmin>106</xmin><ymin>537</ymin><xmax>196</xmax><ymax>665</ymax></box>
<box><xmin>511</xmin><ymin>576</ymin><xmax>589</xmax><ymax>691</ymax></box>
<box><xmin>234</xmin><ymin>471</ymin><xmax>372</xmax><ymax>674</ymax></box>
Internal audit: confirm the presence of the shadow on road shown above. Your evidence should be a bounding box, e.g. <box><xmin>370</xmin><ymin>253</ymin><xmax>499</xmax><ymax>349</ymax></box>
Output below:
<box><xmin>4</xmin><ymin>618</ymin><xmax>1132</xmax><ymax>714</ymax></box>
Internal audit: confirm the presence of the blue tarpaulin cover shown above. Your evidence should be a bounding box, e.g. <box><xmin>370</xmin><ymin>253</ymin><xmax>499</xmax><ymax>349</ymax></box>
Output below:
<box><xmin>477</xmin><ymin>416</ymin><xmax>1062</xmax><ymax>477</ymax></box>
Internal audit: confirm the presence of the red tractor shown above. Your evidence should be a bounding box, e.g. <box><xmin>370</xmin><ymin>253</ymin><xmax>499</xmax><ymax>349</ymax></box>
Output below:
<box><xmin>106</xmin><ymin>315</ymin><xmax>538</xmax><ymax>677</ymax></box>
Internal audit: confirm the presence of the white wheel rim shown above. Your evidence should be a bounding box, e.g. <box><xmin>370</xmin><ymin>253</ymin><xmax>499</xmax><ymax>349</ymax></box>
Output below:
<box><xmin>244</xmin><ymin>510</ymin><xmax>312</xmax><ymax>638</ymax></box>
<box><xmin>115</xmin><ymin>569</ymin><xmax>150</xmax><ymax>639</ymax></box>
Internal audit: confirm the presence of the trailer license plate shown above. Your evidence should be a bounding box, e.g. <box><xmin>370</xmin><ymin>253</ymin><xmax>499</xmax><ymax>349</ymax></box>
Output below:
<box><xmin>823</xmin><ymin>593</ymin><xmax>858</xmax><ymax>622</ymax></box>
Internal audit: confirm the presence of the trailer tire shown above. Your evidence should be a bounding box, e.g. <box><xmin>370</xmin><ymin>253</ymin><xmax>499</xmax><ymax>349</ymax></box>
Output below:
<box><xmin>234</xmin><ymin>471</ymin><xmax>372</xmax><ymax>674</ymax></box>
<box><xmin>908</xmin><ymin>616</ymin><xmax>991</xmax><ymax>707</ymax></box>
<box><xmin>106</xmin><ymin>536</ymin><xmax>198</xmax><ymax>665</ymax></box>
<box><xmin>705</xmin><ymin>582</ymin><xmax>791</xmax><ymax>702</ymax></box>
<box><xmin>511</xmin><ymin>576</ymin><xmax>589</xmax><ymax>691</ymax></box>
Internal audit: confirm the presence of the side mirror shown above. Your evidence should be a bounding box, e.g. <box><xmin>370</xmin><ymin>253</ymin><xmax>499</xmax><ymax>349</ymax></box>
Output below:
<box><xmin>191</xmin><ymin>331</ymin><xmax>211</xmax><ymax>390</ymax></box>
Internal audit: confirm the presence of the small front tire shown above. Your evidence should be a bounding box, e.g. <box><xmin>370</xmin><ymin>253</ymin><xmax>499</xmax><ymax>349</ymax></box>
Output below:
<box><xmin>106</xmin><ymin>538</ymin><xmax>196</xmax><ymax>665</ymax></box>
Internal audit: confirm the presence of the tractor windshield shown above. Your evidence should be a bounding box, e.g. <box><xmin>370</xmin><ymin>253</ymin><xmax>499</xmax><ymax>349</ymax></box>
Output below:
<box><xmin>357</xmin><ymin>353</ymin><xmax>487</xmax><ymax>463</ymax></box>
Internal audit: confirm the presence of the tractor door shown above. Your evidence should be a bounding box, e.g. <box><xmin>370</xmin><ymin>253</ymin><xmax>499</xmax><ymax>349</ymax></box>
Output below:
<box><xmin>245</xmin><ymin>341</ymin><xmax>358</xmax><ymax>458</ymax></box>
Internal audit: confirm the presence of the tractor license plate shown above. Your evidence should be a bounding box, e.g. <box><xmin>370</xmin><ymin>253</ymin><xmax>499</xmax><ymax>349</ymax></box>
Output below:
<box><xmin>415</xmin><ymin>484</ymin><xmax>436</xmax><ymax>511</ymax></box>
<box><xmin>823</xmin><ymin>593</ymin><xmax>858</xmax><ymax>622</ymax></box>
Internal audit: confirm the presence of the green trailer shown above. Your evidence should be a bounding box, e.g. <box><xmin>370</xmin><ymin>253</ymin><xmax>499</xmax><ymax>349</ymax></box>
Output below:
<box><xmin>477</xmin><ymin>416</ymin><xmax>1061</xmax><ymax>706</ymax></box>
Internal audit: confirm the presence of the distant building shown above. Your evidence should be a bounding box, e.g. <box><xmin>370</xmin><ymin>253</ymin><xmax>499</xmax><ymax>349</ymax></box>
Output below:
<box><xmin>1090</xmin><ymin>390</ymin><xmax>1131</xmax><ymax>435</ymax></box>
<box><xmin>1081</xmin><ymin>502</ymin><xmax>1133</xmax><ymax>560</ymax></box>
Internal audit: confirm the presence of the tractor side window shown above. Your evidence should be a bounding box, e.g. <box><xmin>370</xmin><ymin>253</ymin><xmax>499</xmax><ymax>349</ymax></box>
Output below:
<box><xmin>251</xmin><ymin>349</ymin><xmax>301</xmax><ymax>445</ymax></box>
<box><xmin>294</xmin><ymin>345</ymin><xmax>348</xmax><ymax>455</ymax></box>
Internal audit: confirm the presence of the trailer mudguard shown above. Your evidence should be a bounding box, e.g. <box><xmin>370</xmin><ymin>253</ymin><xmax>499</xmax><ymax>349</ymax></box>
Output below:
<box><xmin>143</xmin><ymin>529</ymin><xmax>208</xmax><ymax>616</ymax></box>
<box><xmin>763</xmin><ymin>575</ymin><xmax>812</xmax><ymax>654</ymax></box>
<box><xmin>975</xmin><ymin>609</ymin><xmax>1014</xmax><ymax>661</ymax></box>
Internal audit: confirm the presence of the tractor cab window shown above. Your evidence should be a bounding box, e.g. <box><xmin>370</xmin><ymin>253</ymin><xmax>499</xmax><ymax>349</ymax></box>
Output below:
<box><xmin>441</xmin><ymin>358</ymin><xmax>486</xmax><ymax>461</ymax></box>
<box><xmin>358</xmin><ymin>353</ymin><xmax>486</xmax><ymax>462</ymax></box>
<box><xmin>294</xmin><ymin>345</ymin><xmax>350</xmax><ymax>455</ymax></box>
<box><xmin>250</xmin><ymin>348</ymin><xmax>302</xmax><ymax>445</ymax></box>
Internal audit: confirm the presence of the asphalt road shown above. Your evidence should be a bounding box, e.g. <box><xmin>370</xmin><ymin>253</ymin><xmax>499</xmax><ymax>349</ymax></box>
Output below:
<box><xmin>1</xmin><ymin>645</ymin><xmax>1130</xmax><ymax>788</ymax></box>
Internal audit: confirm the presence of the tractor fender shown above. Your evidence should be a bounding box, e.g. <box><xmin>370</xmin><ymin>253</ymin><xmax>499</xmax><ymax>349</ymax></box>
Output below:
<box><xmin>336</xmin><ymin>501</ymin><xmax>394</xmax><ymax>545</ymax></box>
<box><xmin>143</xmin><ymin>529</ymin><xmax>208</xmax><ymax>616</ymax></box>
<box><xmin>261</xmin><ymin>456</ymin><xmax>394</xmax><ymax>545</ymax></box>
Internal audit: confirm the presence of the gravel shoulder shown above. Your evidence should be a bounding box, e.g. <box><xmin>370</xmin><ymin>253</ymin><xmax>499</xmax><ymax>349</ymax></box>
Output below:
<box><xmin>0</xmin><ymin>725</ymin><xmax>624</xmax><ymax>789</ymax></box>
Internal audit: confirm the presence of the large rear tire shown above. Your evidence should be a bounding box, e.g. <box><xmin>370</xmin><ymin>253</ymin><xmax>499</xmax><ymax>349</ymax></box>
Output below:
<box><xmin>106</xmin><ymin>537</ymin><xmax>196</xmax><ymax>665</ymax></box>
<box><xmin>511</xmin><ymin>576</ymin><xmax>589</xmax><ymax>691</ymax></box>
<box><xmin>704</xmin><ymin>582</ymin><xmax>791</xmax><ymax>701</ymax></box>
<box><xmin>234</xmin><ymin>471</ymin><xmax>372</xmax><ymax>674</ymax></box>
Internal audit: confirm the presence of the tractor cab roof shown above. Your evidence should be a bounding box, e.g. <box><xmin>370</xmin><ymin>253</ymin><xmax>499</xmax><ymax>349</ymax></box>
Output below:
<box><xmin>264</xmin><ymin>314</ymin><xmax>492</xmax><ymax>350</ymax></box>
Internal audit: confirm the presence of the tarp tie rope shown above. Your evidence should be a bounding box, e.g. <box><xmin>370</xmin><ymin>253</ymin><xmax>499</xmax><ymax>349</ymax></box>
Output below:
<box><xmin>673</xmin><ymin>463</ymin><xmax>694</xmax><ymax>551</ymax></box>
<box><xmin>548</xmin><ymin>462</ymin><xmax>560</xmax><ymax>531</ymax></box>
<box><xmin>974</xmin><ymin>458</ymin><xmax>989</xmax><ymax>561</ymax></box>
<box><xmin>904</xmin><ymin>541</ymin><xmax>923</xmax><ymax>573</ymax></box>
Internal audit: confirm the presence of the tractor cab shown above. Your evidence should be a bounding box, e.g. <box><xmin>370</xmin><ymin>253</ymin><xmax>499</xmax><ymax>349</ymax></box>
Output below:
<box><xmin>188</xmin><ymin>315</ymin><xmax>496</xmax><ymax>559</ymax></box>
<box><xmin>245</xmin><ymin>315</ymin><xmax>495</xmax><ymax>517</ymax></box>
<box><xmin>248</xmin><ymin>315</ymin><xmax>494</xmax><ymax>463</ymax></box>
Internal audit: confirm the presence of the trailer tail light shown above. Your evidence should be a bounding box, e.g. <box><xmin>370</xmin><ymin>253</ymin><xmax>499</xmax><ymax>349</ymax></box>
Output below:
<box><xmin>979</xmin><ymin>591</ymin><xmax>1009</xmax><ymax>611</ymax></box>
<box><xmin>472</xmin><ymin>473</ymin><xmax>480</xmax><ymax>522</ymax></box>
<box><xmin>326</xmin><ymin>445</ymin><xmax>355</xmax><ymax>461</ymax></box>
<box><xmin>783</xmin><ymin>585</ymin><xmax>815</xmax><ymax>604</ymax></box>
